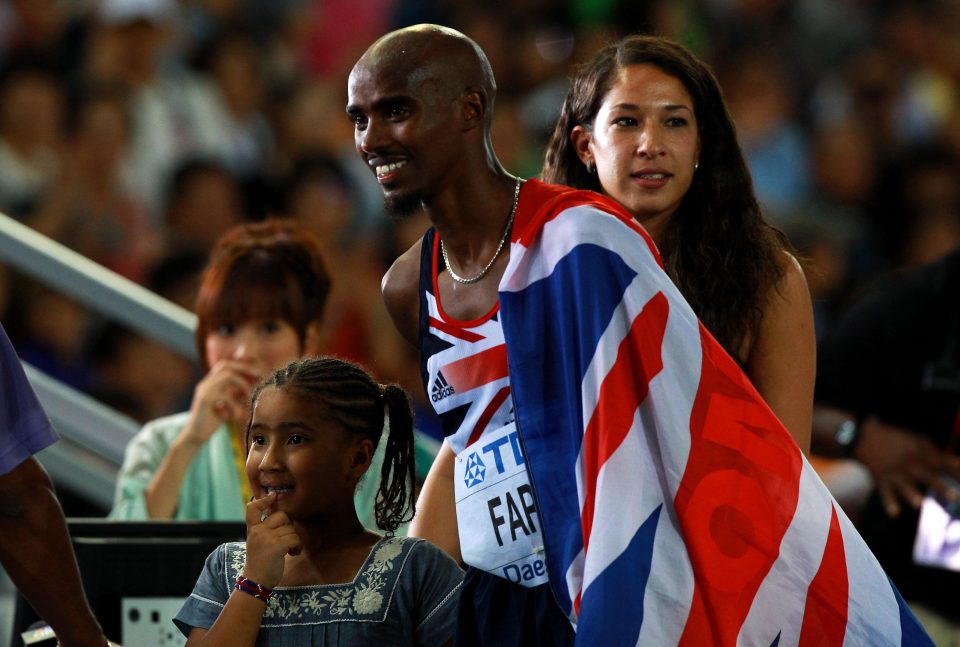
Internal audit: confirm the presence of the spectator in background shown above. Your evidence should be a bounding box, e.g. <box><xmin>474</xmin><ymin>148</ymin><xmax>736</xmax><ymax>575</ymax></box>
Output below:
<box><xmin>787</xmin><ymin>115</ymin><xmax>886</xmax><ymax>338</ymax></box>
<box><xmin>142</xmin><ymin>247</ymin><xmax>208</xmax><ymax>312</ymax></box>
<box><xmin>163</xmin><ymin>157</ymin><xmax>246</xmax><ymax>257</ymax></box>
<box><xmin>716</xmin><ymin>44</ymin><xmax>811</xmax><ymax>224</ymax></box>
<box><xmin>266</xmin><ymin>78</ymin><xmax>385</xmax><ymax>231</ymax></box>
<box><xmin>6</xmin><ymin>282</ymin><xmax>93</xmax><ymax>393</ymax></box>
<box><xmin>280</xmin><ymin>153</ymin><xmax>440</xmax><ymax>457</ymax></box>
<box><xmin>85</xmin><ymin>0</ymin><xmax>230</xmax><ymax>224</ymax></box>
<box><xmin>89</xmin><ymin>322</ymin><xmax>195</xmax><ymax>423</ymax></box>
<box><xmin>285</xmin><ymin>154</ymin><xmax>442</xmax><ymax>460</ymax></box>
<box><xmin>195</xmin><ymin>29</ymin><xmax>274</xmax><ymax>217</ymax></box>
<box><xmin>0</xmin><ymin>322</ymin><xmax>112</xmax><ymax>646</ymax></box>
<box><xmin>813</xmin><ymin>244</ymin><xmax>960</xmax><ymax>643</ymax></box>
<box><xmin>0</xmin><ymin>0</ymin><xmax>89</xmax><ymax>94</ymax></box>
<box><xmin>88</xmin><ymin>250</ymin><xmax>206</xmax><ymax>424</ymax></box>
<box><xmin>280</xmin><ymin>154</ymin><xmax>377</xmax><ymax>363</ymax></box>
<box><xmin>30</xmin><ymin>82</ymin><xmax>160</xmax><ymax>284</ymax></box>
<box><xmin>0</xmin><ymin>64</ymin><xmax>63</xmax><ymax>220</ymax></box>
<box><xmin>110</xmin><ymin>219</ymin><xmax>330</xmax><ymax>521</ymax></box>
<box><xmin>883</xmin><ymin>145</ymin><xmax>960</xmax><ymax>269</ymax></box>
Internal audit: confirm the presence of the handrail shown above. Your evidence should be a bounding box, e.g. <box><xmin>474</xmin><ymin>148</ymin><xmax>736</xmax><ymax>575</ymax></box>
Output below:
<box><xmin>0</xmin><ymin>210</ymin><xmax>198</xmax><ymax>510</ymax></box>
<box><xmin>22</xmin><ymin>362</ymin><xmax>142</xmax><ymax>509</ymax></box>
<box><xmin>0</xmin><ymin>211</ymin><xmax>197</xmax><ymax>360</ymax></box>
<box><xmin>23</xmin><ymin>363</ymin><xmax>141</xmax><ymax>465</ymax></box>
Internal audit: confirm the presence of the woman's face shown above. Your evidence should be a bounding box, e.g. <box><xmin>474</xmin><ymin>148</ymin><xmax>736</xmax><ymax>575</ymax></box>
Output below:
<box><xmin>573</xmin><ymin>64</ymin><xmax>701</xmax><ymax>238</ymax></box>
<box><xmin>205</xmin><ymin>318</ymin><xmax>302</xmax><ymax>379</ymax></box>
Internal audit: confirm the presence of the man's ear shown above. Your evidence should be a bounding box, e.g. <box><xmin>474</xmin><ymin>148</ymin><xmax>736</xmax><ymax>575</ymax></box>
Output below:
<box><xmin>571</xmin><ymin>125</ymin><xmax>594</xmax><ymax>166</ymax></box>
<box><xmin>461</xmin><ymin>88</ymin><xmax>485</xmax><ymax>132</ymax></box>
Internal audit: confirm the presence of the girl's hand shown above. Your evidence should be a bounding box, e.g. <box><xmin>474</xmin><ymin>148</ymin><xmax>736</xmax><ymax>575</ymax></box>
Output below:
<box><xmin>182</xmin><ymin>360</ymin><xmax>261</xmax><ymax>446</ymax></box>
<box><xmin>243</xmin><ymin>494</ymin><xmax>301</xmax><ymax>590</ymax></box>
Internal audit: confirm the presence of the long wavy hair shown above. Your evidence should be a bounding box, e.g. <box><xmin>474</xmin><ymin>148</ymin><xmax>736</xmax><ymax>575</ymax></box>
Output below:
<box><xmin>542</xmin><ymin>35</ymin><xmax>791</xmax><ymax>360</ymax></box>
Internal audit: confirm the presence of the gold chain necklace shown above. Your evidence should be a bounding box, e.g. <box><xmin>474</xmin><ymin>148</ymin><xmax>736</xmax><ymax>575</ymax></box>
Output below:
<box><xmin>441</xmin><ymin>177</ymin><xmax>523</xmax><ymax>285</ymax></box>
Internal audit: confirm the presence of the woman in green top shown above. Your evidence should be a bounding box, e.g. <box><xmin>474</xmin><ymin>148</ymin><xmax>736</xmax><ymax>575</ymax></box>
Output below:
<box><xmin>111</xmin><ymin>218</ymin><xmax>332</xmax><ymax>521</ymax></box>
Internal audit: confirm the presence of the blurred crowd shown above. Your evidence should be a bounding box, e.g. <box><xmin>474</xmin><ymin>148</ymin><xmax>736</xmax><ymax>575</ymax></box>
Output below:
<box><xmin>0</xmin><ymin>0</ymin><xmax>958</xmax><ymax>437</ymax></box>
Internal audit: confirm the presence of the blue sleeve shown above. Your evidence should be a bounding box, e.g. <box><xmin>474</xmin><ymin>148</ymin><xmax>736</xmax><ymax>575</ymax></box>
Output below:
<box><xmin>409</xmin><ymin>540</ymin><xmax>464</xmax><ymax>647</ymax></box>
<box><xmin>0</xmin><ymin>323</ymin><xmax>58</xmax><ymax>476</ymax></box>
<box><xmin>173</xmin><ymin>543</ymin><xmax>231</xmax><ymax>636</ymax></box>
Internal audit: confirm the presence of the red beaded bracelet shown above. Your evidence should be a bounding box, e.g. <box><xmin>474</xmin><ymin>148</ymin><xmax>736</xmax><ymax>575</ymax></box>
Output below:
<box><xmin>235</xmin><ymin>575</ymin><xmax>273</xmax><ymax>603</ymax></box>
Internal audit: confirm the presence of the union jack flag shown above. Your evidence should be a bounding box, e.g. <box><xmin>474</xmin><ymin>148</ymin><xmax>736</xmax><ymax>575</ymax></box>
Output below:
<box><xmin>498</xmin><ymin>180</ymin><xmax>933</xmax><ymax>646</ymax></box>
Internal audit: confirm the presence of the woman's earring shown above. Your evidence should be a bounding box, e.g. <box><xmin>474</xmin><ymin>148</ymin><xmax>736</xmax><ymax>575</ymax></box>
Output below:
<box><xmin>586</xmin><ymin>161</ymin><xmax>596</xmax><ymax>174</ymax></box>
<box><xmin>694</xmin><ymin>161</ymin><xmax>699</xmax><ymax>171</ymax></box>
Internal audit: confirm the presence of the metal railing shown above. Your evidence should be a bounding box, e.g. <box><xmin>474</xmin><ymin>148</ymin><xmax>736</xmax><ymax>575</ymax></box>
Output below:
<box><xmin>0</xmin><ymin>212</ymin><xmax>198</xmax><ymax>509</ymax></box>
<box><xmin>0</xmin><ymin>213</ymin><xmax>197</xmax><ymax>359</ymax></box>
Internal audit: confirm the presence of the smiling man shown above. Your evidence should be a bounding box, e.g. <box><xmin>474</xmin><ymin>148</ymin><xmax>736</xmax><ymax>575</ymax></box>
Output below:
<box><xmin>346</xmin><ymin>24</ymin><xmax>933</xmax><ymax>647</ymax></box>
<box><xmin>347</xmin><ymin>24</ymin><xmax>576</xmax><ymax>646</ymax></box>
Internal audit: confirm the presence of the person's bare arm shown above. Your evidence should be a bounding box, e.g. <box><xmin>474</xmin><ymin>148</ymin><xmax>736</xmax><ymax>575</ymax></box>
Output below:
<box><xmin>813</xmin><ymin>404</ymin><xmax>960</xmax><ymax>517</ymax></box>
<box><xmin>745</xmin><ymin>253</ymin><xmax>816</xmax><ymax>454</ymax></box>
<box><xmin>0</xmin><ymin>457</ymin><xmax>107</xmax><ymax>647</ymax></box>
<box><xmin>382</xmin><ymin>240</ymin><xmax>462</xmax><ymax>560</ymax></box>
<box><xmin>145</xmin><ymin>360</ymin><xmax>258</xmax><ymax>518</ymax></box>
<box><xmin>381</xmin><ymin>239</ymin><xmax>423</xmax><ymax>349</ymax></box>
<box><xmin>408</xmin><ymin>442</ymin><xmax>461</xmax><ymax>563</ymax></box>
<box><xmin>185</xmin><ymin>495</ymin><xmax>299</xmax><ymax>647</ymax></box>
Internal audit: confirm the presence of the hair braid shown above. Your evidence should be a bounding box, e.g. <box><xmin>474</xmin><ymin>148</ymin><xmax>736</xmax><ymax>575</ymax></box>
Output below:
<box><xmin>249</xmin><ymin>356</ymin><xmax>416</xmax><ymax>533</ymax></box>
<box><xmin>376</xmin><ymin>384</ymin><xmax>416</xmax><ymax>534</ymax></box>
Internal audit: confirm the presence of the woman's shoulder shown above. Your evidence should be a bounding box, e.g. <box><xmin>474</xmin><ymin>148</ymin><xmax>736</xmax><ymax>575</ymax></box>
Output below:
<box><xmin>771</xmin><ymin>250</ymin><xmax>811</xmax><ymax>306</ymax></box>
<box><xmin>122</xmin><ymin>412</ymin><xmax>193</xmax><ymax>458</ymax></box>
<box><xmin>137</xmin><ymin>411</ymin><xmax>192</xmax><ymax>438</ymax></box>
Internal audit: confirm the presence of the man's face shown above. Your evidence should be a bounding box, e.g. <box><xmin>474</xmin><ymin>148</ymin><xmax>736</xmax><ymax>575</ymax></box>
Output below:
<box><xmin>346</xmin><ymin>60</ymin><xmax>460</xmax><ymax>218</ymax></box>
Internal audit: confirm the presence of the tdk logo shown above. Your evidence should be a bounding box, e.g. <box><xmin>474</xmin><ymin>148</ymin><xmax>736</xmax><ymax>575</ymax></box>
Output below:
<box><xmin>464</xmin><ymin>452</ymin><xmax>486</xmax><ymax>488</ymax></box>
<box><xmin>481</xmin><ymin>430</ymin><xmax>525</xmax><ymax>475</ymax></box>
<box><xmin>431</xmin><ymin>372</ymin><xmax>455</xmax><ymax>402</ymax></box>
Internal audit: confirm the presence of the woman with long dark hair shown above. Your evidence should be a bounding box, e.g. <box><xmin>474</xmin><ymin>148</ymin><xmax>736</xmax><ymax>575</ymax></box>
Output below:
<box><xmin>542</xmin><ymin>35</ymin><xmax>814</xmax><ymax>451</ymax></box>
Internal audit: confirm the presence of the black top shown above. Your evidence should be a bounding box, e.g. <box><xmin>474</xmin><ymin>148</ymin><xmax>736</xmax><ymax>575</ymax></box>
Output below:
<box><xmin>816</xmin><ymin>245</ymin><xmax>960</xmax><ymax>619</ymax></box>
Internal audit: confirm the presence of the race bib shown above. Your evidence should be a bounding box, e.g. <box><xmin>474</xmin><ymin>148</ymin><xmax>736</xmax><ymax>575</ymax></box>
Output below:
<box><xmin>454</xmin><ymin>422</ymin><xmax>549</xmax><ymax>587</ymax></box>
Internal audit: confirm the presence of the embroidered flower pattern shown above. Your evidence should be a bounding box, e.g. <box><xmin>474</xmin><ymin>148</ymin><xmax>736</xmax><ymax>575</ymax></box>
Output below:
<box><xmin>225</xmin><ymin>537</ymin><xmax>408</xmax><ymax>623</ymax></box>
<box><xmin>352</xmin><ymin>584</ymin><xmax>383</xmax><ymax>614</ymax></box>
<box><xmin>319</xmin><ymin>589</ymin><xmax>353</xmax><ymax>616</ymax></box>
<box><xmin>301</xmin><ymin>591</ymin><xmax>323</xmax><ymax>613</ymax></box>
<box><xmin>370</xmin><ymin>539</ymin><xmax>402</xmax><ymax>573</ymax></box>
<box><xmin>228</xmin><ymin>544</ymin><xmax>246</xmax><ymax>580</ymax></box>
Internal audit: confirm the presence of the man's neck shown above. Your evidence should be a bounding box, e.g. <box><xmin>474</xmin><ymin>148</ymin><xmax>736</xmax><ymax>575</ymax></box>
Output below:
<box><xmin>428</xmin><ymin>170</ymin><xmax>519</xmax><ymax>274</ymax></box>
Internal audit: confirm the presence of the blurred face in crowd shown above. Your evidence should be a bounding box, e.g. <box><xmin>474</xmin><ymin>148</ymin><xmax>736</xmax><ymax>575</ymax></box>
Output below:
<box><xmin>205</xmin><ymin>318</ymin><xmax>302</xmax><ymax>382</ymax></box>
<box><xmin>573</xmin><ymin>64</ymin><xmax>701</xmax><ymax>239</ymax></box>
<box><xmin>0</xmin><ymin>71</ymin><xmax>62</xmax><ymax>150</ymax></box>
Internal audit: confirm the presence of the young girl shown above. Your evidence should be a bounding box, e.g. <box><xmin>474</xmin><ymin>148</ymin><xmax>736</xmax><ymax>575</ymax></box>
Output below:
<box><xmin>110</xmin><ymin>219</ymin><xmax>331</xmax><ymax>520</ymax></box>
<box><xmin>174</xmin><ymin>357</ymin><xmax>463</xmax><ymax>646</ymax></box>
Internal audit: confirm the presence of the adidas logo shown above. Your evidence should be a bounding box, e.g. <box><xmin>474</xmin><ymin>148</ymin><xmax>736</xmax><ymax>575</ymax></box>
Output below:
<box><xmin>431</xmin><ymin>372</ymin><xmax>456</xmax><ymax>402</ymax></box>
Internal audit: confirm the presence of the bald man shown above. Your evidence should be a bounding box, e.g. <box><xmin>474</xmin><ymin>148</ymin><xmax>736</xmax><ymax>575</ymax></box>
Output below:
<box><xmin>347</xmin><ymin>24</ymin><xmax>576</xmax><ymax>645</ymax></box>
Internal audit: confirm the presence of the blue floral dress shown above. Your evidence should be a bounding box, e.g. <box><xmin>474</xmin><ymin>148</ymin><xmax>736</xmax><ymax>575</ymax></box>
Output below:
<box><xmin>174</xmin><ymin>536</ymin><xmax>463</xmax><ymax>646</ymax></box>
